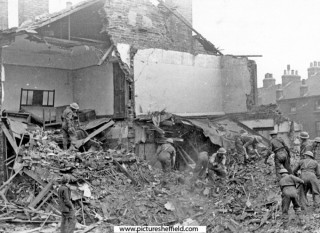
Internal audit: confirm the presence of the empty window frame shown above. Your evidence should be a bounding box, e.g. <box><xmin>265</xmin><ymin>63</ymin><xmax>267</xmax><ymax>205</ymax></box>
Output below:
<box><xmin>289</xmin><ymin>103</ymin><xmax>297</xmax><ymax>113</ymax></box>
<box><xmin>20</xmin><ymin>89</ymin><xmax>55</xmax><ymax>107</ymax></box>
<box><xmin>315</xmin><ymin>99</ymin><xmax>320</xmax><ymax>110</ymax></box>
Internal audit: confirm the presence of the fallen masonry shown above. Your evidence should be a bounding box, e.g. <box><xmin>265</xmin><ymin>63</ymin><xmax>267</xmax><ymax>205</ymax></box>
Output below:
<box><xmin>0</xmin><ymin>117</ymin><xmax>319</xmax><ymax>233</ymax></box>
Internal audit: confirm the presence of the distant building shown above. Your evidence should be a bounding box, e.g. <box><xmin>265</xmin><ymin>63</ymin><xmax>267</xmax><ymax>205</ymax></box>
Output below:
<box><xmin>258</xmin><ymin>62</ymin><xmax>320</xmax><ymax>138</ymax></box>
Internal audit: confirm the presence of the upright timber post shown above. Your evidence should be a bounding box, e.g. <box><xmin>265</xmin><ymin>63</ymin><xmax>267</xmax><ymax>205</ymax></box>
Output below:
<box><xmin>0</xmin><ymin>47</ymin><xmax>5</xmax><ymax>184</ymax></box>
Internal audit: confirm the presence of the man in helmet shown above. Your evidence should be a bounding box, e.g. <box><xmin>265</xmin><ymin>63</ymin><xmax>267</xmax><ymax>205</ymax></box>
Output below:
<box><xmin>293</xmin><ymin>151</ymin><xmax>320</xmax><ymax>210</ymax></box>
<box><xmin>208</xmin><ymin>147</ymin><xmax>227</xmax><ymax>179</ymax></box>
<box><xmin>155</xmin><ymin>138</ymin><xmax>176</xmax><ymax>172</ymax></box>
<box><xmin>279</xmin><ymin>168</ymin><xmax>304</xmax><ymax>228</ymax></box>
<box><xmin>311</xmin><ymin>137</ymin><xmax>320</xmax><ymax>163</ymax></box>
<box><xmin>268</xmin><ymin>131</ymin><xmax>292</xmax><ymax>180</ymax></box>
<box><xmin>299</xmin><ymin>131</ymin><xmax>312</xmax><ymax>159</ymax></box>
<box><xmin>58</xmin><ymin>174</ymin><xmax>76</xmax><ymax>233</ymax></box>
<box><xmin>235</xmin><ymin>133</ymin><xmax>261</xmax><ymax>164</ymax></box>
<box><xmin>61</xmin><ymin>103</ymin><xmax>79</xmax><ymax>150</ymax></box>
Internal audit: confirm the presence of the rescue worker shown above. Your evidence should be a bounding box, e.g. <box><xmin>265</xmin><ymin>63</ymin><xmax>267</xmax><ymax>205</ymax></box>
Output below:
<box><xmin>208</xmin><ymin>147</ymin><xmax>227</xmax><ymax>179</ymax></box>
<box><xmin>293</xmin><ymin>151</ymin><xmax>320</xmax><ymax>211</ymax></box>
<box><xmin>267</xmin><ymin>131</ymin><xmax>292</xmax><ymax>180</ymax></box>
<box><xmin>235</xmin><ymin>133</ymin><xmax>261</xmax><ymax>164</ymax></box>
<box><xmin>311</xmin><ymin>137</ymin><xmax>320</xmax><ymax>163</ymax></box>
<box><xmin>58</xmin><ymin>175</ymin><xmax>76</xmax><ymax>233</ymax></box>
<box><xmin>299</xmin><ymin>131</ymin><xmax>312</xmax><ymax>159</ymax></box>
<box><xmin>191</xmin><ymin>151</ymin><xmax>209</xmax><ymax>182</ymax></box>
<box><xmin>279</xmin><ymin>168</ymin><xmax>304</xmax><ymax>228</ymax></box>
<box><xmin>61</xmin><ymin>103</ymin><xmax>79</xmax><ymax>150</ymax></box>
<box><xmin>155</xmin><ymin>138</ymin><xmax>176</xmax><ymax>172</ymax></box>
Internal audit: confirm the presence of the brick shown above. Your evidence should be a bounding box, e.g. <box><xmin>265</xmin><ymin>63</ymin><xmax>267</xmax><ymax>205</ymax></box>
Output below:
<box><xmin>103</xmin><ymin>0</ymin><xmax>194</xmax><ymax>54</ymax></box>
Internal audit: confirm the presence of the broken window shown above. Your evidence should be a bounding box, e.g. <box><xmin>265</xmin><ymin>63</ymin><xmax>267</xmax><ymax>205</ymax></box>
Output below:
<box><xmin>315</xmin><ymin>99</ymin><xmax>320</xmax><ymax>111</ymax></box>
<box><xmin>20</xmin><ymin>89</ymin><xmax>55</xmax><ymax>107</ymax></box>
<box><xmin>289</xmin><ymin>103</ymin><xmax>296</xmax><ymax>113</ymax></box>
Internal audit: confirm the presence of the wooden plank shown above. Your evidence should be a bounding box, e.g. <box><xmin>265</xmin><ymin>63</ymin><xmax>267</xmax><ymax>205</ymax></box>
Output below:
<box><xmin>113</xmin><ymin>160</ymin><xmax>138</xmax><ymax>185</ymax></box>
<box><xmin>74</xmin><ymin>121</ymin><xmax>114</xmax><ymax>148</ymax></box>
<box><xmin>23</xmin><ymin>168</ymin><xmax>46</xmax><ymax>187</ymax></box>
<box><xmin>1</xmin><ymin>124</ymin><xmax>18</xmax><ymax>155</ymax></box>
<box><xmin>36</xmin><ymin>192</ymin><xmax>53</xmax><ymax>210</ymax></box>
<box><xmin>98</xmin><ymin>45</ymin><xmax>114</xmax><ymax>65</ymax></box>
<box><xmin>28</xmin><ymin>181</ymin><xmax>53</xmax><ymax>208</ymax></box>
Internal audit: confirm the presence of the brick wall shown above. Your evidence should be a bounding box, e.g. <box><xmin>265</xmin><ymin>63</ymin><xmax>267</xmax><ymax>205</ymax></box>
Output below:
<box><xmin>102</xmin><ymin>0</ymin><xmax>195</xmax><ymax>53</ymax></box>
<box><xmin>278</xmin><ymin>96</ymin><xmax>320</xmax><ymax>138</ymax></box>
<box><xmin>0</xmin><ymin>0</ymin><xmax>8</xmax><ymax>30</ymax></box>
<box><xmin>19</xmin><ymin>0</ymin><xmax>49</xmax><ymax>25</ymax></box>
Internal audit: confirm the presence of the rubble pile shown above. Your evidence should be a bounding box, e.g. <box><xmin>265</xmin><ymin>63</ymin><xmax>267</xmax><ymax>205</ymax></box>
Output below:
<box><xmin>1</xmin><ymin>128</ymin><xmax>314</xmax><ymax>233</ymax></box>
<box><xmin>0</xmin><ymin>129</ymin><xmax>160</xmax><ymax>232</ymax></box>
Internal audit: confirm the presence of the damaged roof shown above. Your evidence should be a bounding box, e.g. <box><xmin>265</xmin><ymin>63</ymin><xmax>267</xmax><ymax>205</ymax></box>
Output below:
<box><xmin>0</xmin><ymin>0</ymin><xmax>221</xmax><ymax>56</ymax></box>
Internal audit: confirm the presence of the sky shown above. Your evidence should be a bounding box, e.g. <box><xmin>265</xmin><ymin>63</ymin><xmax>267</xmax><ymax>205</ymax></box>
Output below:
<box><xmin>13</xmin><ymin>0</ymin><xmax>320</xmax><ymax>88</ymax></box>
<box><xmin>193</xmin><ymin>0</ymin><xmax>320</xmax><ymax>87</ymax></box>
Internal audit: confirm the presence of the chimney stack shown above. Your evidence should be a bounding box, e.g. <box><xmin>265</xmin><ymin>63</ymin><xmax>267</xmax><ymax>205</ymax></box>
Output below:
<box><xmin>263</xmin><ymin>73</ymin><xmax>276</xmax><ymax>88</ymax></box>
<box><xmin>287</xmin><ymin>64</ymin><xmax>290</xmax><ymax>71</ymax></box>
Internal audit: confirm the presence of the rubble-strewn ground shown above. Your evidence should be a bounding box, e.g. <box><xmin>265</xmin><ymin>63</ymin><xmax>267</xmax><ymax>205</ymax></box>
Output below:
<box><xmin>1</xmin><ymin>130</ymin><xmax>320</xmax><ymax>233</ymax></box>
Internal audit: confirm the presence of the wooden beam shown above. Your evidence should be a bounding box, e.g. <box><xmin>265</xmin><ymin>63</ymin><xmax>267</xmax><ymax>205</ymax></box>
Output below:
<box><xmin>28</xmin><ymin>181</ymin><xmax>53</xmax><ymax>208</ymax></box>
<box><xmin>98</xmin><ymin>45</ymin><xmax>114</xmax><ymax>65</ymax></box>
<box><xmin>1</xmin><ymin>124</ymin><xmax>18</xmax><ymax>155</ymax></box>
<box><xmin>74</xmin><ymin>120</ymin><xmax>114</xmax><ymax>148</ymax></box>
<box><xmin>113</xmin><ymin>160</ymin><xmax>138</xmax><ymax>185</ymax></box>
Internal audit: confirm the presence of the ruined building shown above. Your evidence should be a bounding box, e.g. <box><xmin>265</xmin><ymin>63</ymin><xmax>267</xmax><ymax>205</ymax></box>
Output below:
<box><xmin>0</xmin><ymin>0</ymin><xmax>259</xmax><ymax>174</ymax></box>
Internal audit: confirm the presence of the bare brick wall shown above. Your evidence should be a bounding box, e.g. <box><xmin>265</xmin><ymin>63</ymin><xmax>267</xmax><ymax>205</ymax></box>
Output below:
<box><xmin>19</xmin><ymin>0</ymin><xmax>49</xmax><ymax>25</ymax></box>
<box><xmin>0</xmin><ymin>0</ymin><xmax>8</xmax><ymax>30</ymax></box>
<box><xmin>102</xmin><ymin>0</ymin><xmax>195</xmax><ymax>53</ymax></box>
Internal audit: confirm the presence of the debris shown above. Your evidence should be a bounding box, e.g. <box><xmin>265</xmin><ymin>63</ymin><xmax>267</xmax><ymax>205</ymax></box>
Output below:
<box><xmin>164</xmin><ymin>202</ymin><xmax>175</xmax><ymax>211</ymax></box>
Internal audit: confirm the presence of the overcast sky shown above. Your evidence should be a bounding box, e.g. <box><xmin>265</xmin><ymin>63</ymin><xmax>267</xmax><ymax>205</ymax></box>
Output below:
<box><xmin>193</xmin><ymin>0</ymin><xmax>320</xmax><ymax>87</ymax></box>
<box><xmin>49</xmin><ymin>0</ymin><xmax>320</xmax><ymax>87</ymax></box>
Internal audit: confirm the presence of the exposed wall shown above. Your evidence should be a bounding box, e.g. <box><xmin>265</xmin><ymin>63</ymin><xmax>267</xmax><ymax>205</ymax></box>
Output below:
<box><xmin>2</xmin><ymin>65</ymin><xmax>73</xmax><ymax>111</ymax></box>
<box><xmin>134</xmin><ymin>49</ymin><xmax>256</xmax><ymax>116</ymax></box>
<box><xmin>103</xmin><ymin>0</ymin><xmax>194</xmax><ymax>54</ymax></box>
<box><xmin>73</xmin><ymin>63</ymin><xmax>114</xmax><ymax>116</ymax></box>
<box><xmin>134</xmin><ymin>48</ymin><xmax>223</xmax><ymax>115</ymax></box>
<box><xmin>221</xmin><ymin>56</ymin><xmax>253</xmax><ymax>113</ymax></box>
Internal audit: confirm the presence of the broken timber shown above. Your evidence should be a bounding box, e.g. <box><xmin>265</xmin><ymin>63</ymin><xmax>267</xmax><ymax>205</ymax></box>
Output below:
<box><xmin>74</xmin><ymin>120</ymin><xmax>114</xmax><ymax>148</ymax></box>
<box><xmin>113</xmin><ymin>160</ymin><xmax>138</xmax><ymax>185</ymax></box>
<box><xmin>28</xmin><ymin>181</ymin><xmax>54</xmax><ymax>208</ymax></box>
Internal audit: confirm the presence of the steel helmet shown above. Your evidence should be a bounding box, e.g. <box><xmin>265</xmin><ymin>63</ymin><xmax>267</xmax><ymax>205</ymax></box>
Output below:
<box><xmin>269</xmin><ymin>130</ymin><xmax>277</xmax><ymax>135</ymax></box>
<box><xmin>304</xmin><ymin>151</ymin><xmax>314</xmax><ymax>158</ymax></box>
<box><xmin>166</xmin><ymin>138</ymin><xmax>174</xmax><ymax>144</ymax></box>
<box><xmin>314</xmin><ymin>137</ymin><xmax>320</xmax><ymax>143</ymax></box>
<box><xmin>70</xmin><ymin>103</ymin><xmax>79</xmax><ymax>110</ymax></box>
<box><xmin>279</xmin><ymin>168</ymin><xmax>289</xmax><ymax>174</ymax></box>
<box><xmin>299</xmin><ymin>131</ymin><xmax>309</xmax><ymax>139</ymax></box>
<box><xmin>217</xmin><ymin>147</ymin><xmax>227</xmax><ymax>154</ymax></box>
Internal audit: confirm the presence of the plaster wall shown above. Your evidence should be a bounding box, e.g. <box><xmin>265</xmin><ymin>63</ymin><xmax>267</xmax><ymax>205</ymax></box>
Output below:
<box><xmin>221</xmin><ymin>56</ymin><xmax>252</xmax><ymax>113</ymax></box>
<box><xmin>134</xmin><ymin>49</ymin><xmax>223</xmax><ymax>115</ymax></box>
<box><xmin>73</xmin><ymin>63</ymin><xmax>114</xmax><ymax>116</ymax></box>
<box><xmin>2</xmin><ymin>65</ymin><xmax>73</xmax><ymax>111</ymax></box>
